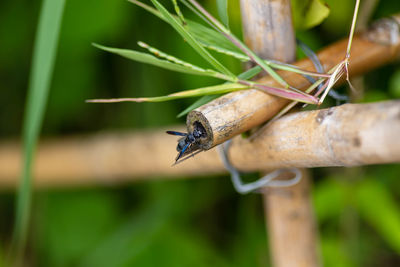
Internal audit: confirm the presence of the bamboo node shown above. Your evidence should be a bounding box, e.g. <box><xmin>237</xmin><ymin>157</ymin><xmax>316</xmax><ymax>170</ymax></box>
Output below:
<box><xmin>363</xmin><ymin>17</ymin><xmax>400</xmax><ymax>48</ymax></box>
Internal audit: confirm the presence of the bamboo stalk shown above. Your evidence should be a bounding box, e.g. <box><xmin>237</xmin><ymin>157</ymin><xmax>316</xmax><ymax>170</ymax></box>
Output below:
<box><xmin>228</xmin><ymin>100</ymin><xmax>400</xmax><ymax>171</ymax></box>
<box><xmin>239</xmin><ymin>1</ymin><xmax>319</xmax><ymax>266</ymax></box>
<box><xmin>240</xmin><ymin>0</ymin><xmax>296</xmax><ymax>62</ymax></box>
<box><xmin>186</xmin><ymin>14</ymin><xmax>400</xmax><ymax>150</ymax></box>
<box><xmin>0</xmin><ymin>101</ymin><xmax>399</xmax><ymax>188</ymax></box>
<box><xmin>263</xmin><ymin>171</ymin><xmax>319</xmax><ymax>267</ymax></box>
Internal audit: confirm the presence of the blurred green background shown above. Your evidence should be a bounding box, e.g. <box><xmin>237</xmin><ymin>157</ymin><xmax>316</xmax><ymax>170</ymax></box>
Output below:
<box><xmin>1</xmin><ymin>0</ymin><xmax>400</xmax><ymax>266</ymax></box>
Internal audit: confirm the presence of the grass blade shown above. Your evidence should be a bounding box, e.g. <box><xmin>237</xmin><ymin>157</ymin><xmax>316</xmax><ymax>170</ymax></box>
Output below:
<box><xmin>150</xmin><ymin>0</ymin><xmax>236</xmax><ymax>79</ymax></box>
<box><xmin>129</xmin><ymin>0</ymin><xmax>329</xmax><ymax>79</ymax></box>
<box><xmin>129</xmin><ymin>0</ymin><xmax>246</xmax><ymax>60</ymax></box>
<box><xmin>185</xmin><ymin>20</ymin><xmax>245</xmax><ymax>59</ymax></box>
<box><xmin>177</xmin><ymin>65</ymin><xmax>264</xmax><ymax>117</ymax></box>
<box><xmin>216</xmin><ymin>0</ymin><xmax>229</xmax><ymax>29</ymax></box>
<box><xmin>186</xmin><ymin>0</ymin><xmax>291</xmax><ymax>88</ymax></box>
<box><xmin>10</xmin><ymin>0</ymin><xmax>66</xmax><ymax>260</ymax></box>
<box><xmin>87</xmin><ymin>83</ymin><xmax>249</xmax><ymax>103</ymax></box>
<box><xmin>93</xmin><ymin>43</ymin><xmax>224</xmax><ymax>78</ymax></box>
<box><xmin>177</xmin><ymin>95</ymin><xmax>220</xmax><ymax>117</ymax></box>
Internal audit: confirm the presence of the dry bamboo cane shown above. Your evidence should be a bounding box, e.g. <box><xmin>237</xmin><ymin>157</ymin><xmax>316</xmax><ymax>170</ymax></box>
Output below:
<box><xmin>228</xmin><ymin>100</ymin><xmax>400</xmax><ymax>170</ymax></box>
<box><xmin>239</xmin><ymin>1</ymin><xmax>319</xmax><ymax>267</ymax></box>
<box><xmin>263</xmin><ymin>171</ymin><xmax>318</xmax><ymax>267</ymax></box>
<box><xmin>187</xmin><ymin>14</ymin><xmax>400</xmax><ymax>150</ymax></box>
<box><xmin>0</xmin><ymin>101</ymin><xmax>399</xmax><ymax>187</ymax></box>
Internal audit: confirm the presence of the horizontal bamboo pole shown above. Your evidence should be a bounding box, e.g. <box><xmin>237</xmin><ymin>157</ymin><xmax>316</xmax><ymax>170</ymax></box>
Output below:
<box><xmin>229</xmin><ymin>100</ymin><xmax>400</xmax><ymax>171</ymax></box>
<box><xmin>0</xmin><ymin>100</ymin><xmax>399</xmax><ymax>188</ymax></box>
<box><xmin>187</xmin><ymin>14</ymin><xmax>400</xmax><ymax>150</ymax></box>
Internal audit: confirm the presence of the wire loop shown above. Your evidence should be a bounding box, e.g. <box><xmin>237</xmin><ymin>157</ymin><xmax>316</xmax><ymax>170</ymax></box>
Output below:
<box><xmin>218</xmin><ymin>140</ymin><xmax>302</xmax><ymax>194</ymax></box>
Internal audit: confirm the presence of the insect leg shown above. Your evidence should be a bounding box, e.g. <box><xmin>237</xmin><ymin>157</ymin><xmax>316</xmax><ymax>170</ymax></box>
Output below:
<box><xmin>175</xmin><ymin>142</ymin><xmax>190</xmax><ymax>162</ymax></box>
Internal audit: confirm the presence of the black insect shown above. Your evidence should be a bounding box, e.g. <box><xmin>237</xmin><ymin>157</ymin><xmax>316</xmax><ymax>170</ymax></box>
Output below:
<box><xmin>166</xmin><ymin>123</ymin><xmax>206</xmax><ymax>163</ymax></box>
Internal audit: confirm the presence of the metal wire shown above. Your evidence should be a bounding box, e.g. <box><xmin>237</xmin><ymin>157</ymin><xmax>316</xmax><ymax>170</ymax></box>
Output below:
<box><xmin>296</xmin><ymin>38</ymin><xmax>349</xmax><ymax>104</ymax></box>
<box><xmin>218</xmin><ymin>140</ymin><xmax>302</xmax><ymax>194</ymax></box>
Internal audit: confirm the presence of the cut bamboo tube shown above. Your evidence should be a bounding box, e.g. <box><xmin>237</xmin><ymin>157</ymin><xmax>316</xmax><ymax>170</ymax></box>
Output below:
<box><xmin>187</xmin><ymin>14</ymin><xmax>400</xmax><ymax>150</ymax></box>
<box><xmin>0</xmin><ymin>101</ymin><xmax>399</xmax><ymax>188</ymax></box>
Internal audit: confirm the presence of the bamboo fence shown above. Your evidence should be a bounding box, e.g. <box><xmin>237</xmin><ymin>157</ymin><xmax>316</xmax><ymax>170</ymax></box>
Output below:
<box><xmin>0</xmin><ymin>100</ymin><xmax>399</xmax><ymax>188</ymax></box>
<box><xmin>1</xmin><ymin>3</ymin><xmax>399</xmax><ymax>267</ymax></box>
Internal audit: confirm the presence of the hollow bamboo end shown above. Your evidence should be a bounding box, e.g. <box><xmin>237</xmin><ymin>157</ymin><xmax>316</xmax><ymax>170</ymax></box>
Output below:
<box><xmin>186</xmin><ymin>110</ymin><xmax>214</xmax><ymax>150</ymax></box>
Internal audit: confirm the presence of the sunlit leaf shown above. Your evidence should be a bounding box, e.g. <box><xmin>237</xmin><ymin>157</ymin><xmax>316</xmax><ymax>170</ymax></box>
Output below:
<box><xmin>93</xmin><ymin>43</ymin><xmax>221</xmax><ymax>78</ymax></box>
<box><xmin>185</xmin><ymin>20</ymin><xmax>245</xmax><ymax>60</ymax></box>
<box><xmin>291</xmin><ymin>0</ymin><xmax>330</xmax><ymax>30</ymax></box>
<box><xmin>129</xmin><ymin>0</ymin><xmax>328</xmax><ymax>79</ymax></box>
<box><xmin>177</xmin><ymin>65</ymin><xmax>265</xmax><ymax>117</ymax></box>
<box><xmin>129</xmin><ymin>0</ymin><xmax>246</xmax><ymax>60</ymax></box>
<box><xmin>177</xmin><ymin>95</ymin><xmax>220</xmax><ymax>118</ymax></box>
<box><xmin>150</xmin><ymin>0</ymin><xmax>235</xmax><ymax>78</ymax></box>
<box><xmin>87</xmin><ymin>83</ymin><xmax>249</xmax><ymax>103</ymax></box>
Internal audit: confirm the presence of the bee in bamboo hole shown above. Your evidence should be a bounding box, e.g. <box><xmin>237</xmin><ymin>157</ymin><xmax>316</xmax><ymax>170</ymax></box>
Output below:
<box><xmin>166</xmin><ymin>122</ymin><xmax>206</xmax><ymax>163</ymax></box>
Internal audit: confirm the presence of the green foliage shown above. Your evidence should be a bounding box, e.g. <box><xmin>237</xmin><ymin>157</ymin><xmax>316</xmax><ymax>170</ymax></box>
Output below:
<box><xmin>357</xmin><ymin>179</ymin><xmax>400</xmax><ymax>253</ymax></box>
<box><xmin>216</xmin><ymin>0</ymin><xmax>229</xmax><ymax>29</ymax></box>
<box><xmin>177</xmin><ymin>65</ymin><xmax>266</xmax><ymax>117</ymax></box>
<box><xmin>88</xmin><ymin>83</ymin><xmax>249</xmax><ymax>103</ymax></box>
<box><xmin>93</xmin><ymin>43</ymin><xmax>221</xmax><ymax>77</ymax></box>
<box><xmin>150</xmin><ymin>0</ymin><xmax>234</xmax><ymax>78</ymax></box>
<box><xmin>389</xmin><ymin>68</ymin><xmax>400</xmax><ymax>98</ymax></box>
<box><xmin>177</xmin><ymin>95</ymin><xmax>220</xmax><ymax>117</ymax></box>
<box><xmin>322</xmin><ymin>0</ymin><xmax>355</xmax><ymax>35</ymax></box>
<box><xmin>291</xmin><ymin>0</ymin><xmax>330</xmax><ymax>30</ymax></box>
<box><xmin>11</xmin><ymin>0</ymin><xmax>66</xmax><ymax>258</ymax></box>
<box><xmin>36</xmin><ymin>190</ymin><xmax>122</xmax><ymax>266</ymax></box>
<box><xmin>112</xmin><ymin>0</ymin><xmax>324</xmax><ymax>104</ymax></box>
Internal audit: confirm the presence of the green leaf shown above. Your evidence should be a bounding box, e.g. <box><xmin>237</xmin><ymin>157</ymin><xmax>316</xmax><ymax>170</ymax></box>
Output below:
<box><xmin>185</xmin><ymin>20</ymin><xmax>246</xmax><ymax>60</ymax></box>
<box><xmin>183</xmin><ymin>0</ymin><xmax>289</xmax><ymax>88</ymax></box>
<box><xmin>150</xmin><ymin>0</ymin><xmax>235</xmax><ymax>79</ymax></box>
<box><xmin>87</xmin><ymin>83</ymin><xmax>249</xmax><ymax>103</ymax></box>
<box><xmin>129</xmin><ymin>0</ymin><xmax>328</xmax><ymax>79</ymax></box>
<box><xmin>291</xmin><ymin>0</ymin><xmax>330</xmax><ymax>30</ymax></box>
<box><xmin>216</xmin><ymin>0</ymin><xmax>229</xmax><ymax>29</ymax></box>
<box><xmin>357</xmin><ymin>179</ymin><xmax>400</xmax><ymax>253</ymax></box>
<box><xmin>177</xmin><ymin>65</ymin><xmax>263</xmax><ymax>117</ymax></box>
<box><xmin>11</xmin><ymin>0</ymin><xmax>66</xmax><ymax>258</ymax></box>
<box><xmin>177</xmin><ymin>95</ymin><xmax>220</xmax><ymax>118</ymax></box>
<box><xmin>128</xmin><ymin>0</ymin><xmax>164</xmax><ymax>20</ymax></box>
<box><xmin>129</xmin><ymin>0</ymin><xmax>246</xmax><ymax>61</ymax></box>
<box><xmin>93</xmin><ymin>43</ymin><xmax>221</xmax><ymax>78</ymax></box>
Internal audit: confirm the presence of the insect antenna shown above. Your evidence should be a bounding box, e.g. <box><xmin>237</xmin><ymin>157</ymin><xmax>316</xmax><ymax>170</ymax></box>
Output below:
<box><xmin>166</xmin><ymin>130</ymin><xmax>188</xmax><ymax>136</ymax></box>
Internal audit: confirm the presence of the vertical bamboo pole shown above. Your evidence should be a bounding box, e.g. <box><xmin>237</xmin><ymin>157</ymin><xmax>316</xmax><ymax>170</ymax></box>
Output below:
<box><xmin>240</xmin><ymin>1</ymin><xmax>319</xmax><ymax>266</ymax></box>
